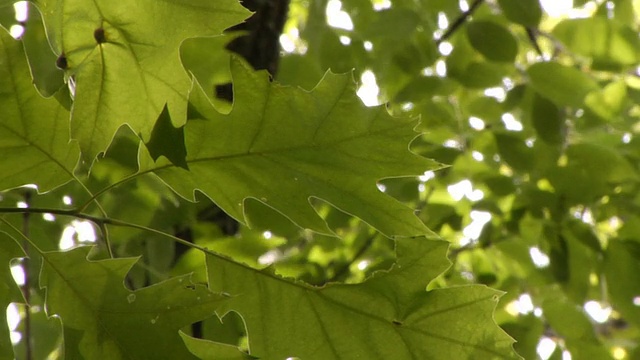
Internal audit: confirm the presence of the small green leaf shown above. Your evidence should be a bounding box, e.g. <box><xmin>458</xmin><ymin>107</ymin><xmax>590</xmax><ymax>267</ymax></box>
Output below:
<box><xmin>497</xmin><ymin>0</ymin><xmax>542</xmax><ymax>26</ymax></box>
<box><xmin>531</xmin><ymin>93</ymin><xmax>564</xmax><ymax>144</ymax></box>
<box><xmin>527</xmin><ymin>62</ymin><xmax>599</xmax><ymax>107</ymax></box>
<box><xmin>553</xmin><ymin>17</ymin><xmax>640</xmax><ymax>70</ymax></box>
<box><xmin>584</xmin><ymin>80</ymin><xmax>627</xmax><ymax>120</ymax></box>
<box><xmin>40</xmin><ymin>247</ymin><xmax>228</xmax><ymax>359</ymax></box>
<box><xmin>467</xmin><ymin>21</ymin><xmax>518</xmax><ymax>63</ymax></box>
<box><xmin>207</xmin><ymin>237</ymin><xmax>520</xmax><ymax>359</ymax></box>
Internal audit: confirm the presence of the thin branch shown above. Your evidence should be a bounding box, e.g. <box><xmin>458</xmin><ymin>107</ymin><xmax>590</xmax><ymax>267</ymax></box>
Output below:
<box><xmin>0</xmin><ymin>207</ymin><xmax>247</xmax><ymax>270</ymax></box>
<box><xmin>325</xmin><ymin>235</ymin><xmax>375</xmax><ymax>284</ymax></box>
<box><xmin>436</xmin><ymin>0</ymin><xmax>485</xmax><ymax>45</ymax></box>
<box><xmin>526</xmin><ymin>27</ymin><xmax>544</xmax><ymax>58</ymax></box>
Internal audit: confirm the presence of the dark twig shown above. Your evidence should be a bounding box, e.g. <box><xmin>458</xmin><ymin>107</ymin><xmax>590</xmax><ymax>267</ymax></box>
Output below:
<box><xmin>436</xmin><ymin>0</ymin><xmax>485</xmax><ymax>45</ymax></box>
<box><xmin>526</xmin><ymin>27</ymin><xmax>544</xmax><ymax>58</ymax></box>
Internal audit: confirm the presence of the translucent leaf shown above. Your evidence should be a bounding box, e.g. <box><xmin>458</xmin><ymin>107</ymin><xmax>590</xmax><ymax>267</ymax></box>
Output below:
<box><xmin>527</xmin><ymin>62</ymin><xmax>599</xmax><ymax>107</ymax></box>
<box><xmin>467</xmin><ymin>21</ymin><xmax>518</xmax><ymax>63</ymax></box>
<box><xmin>0</xmin><ymin>29</ymin><xmax>78</xmax><ymax>192</ymax></box>
<box><xmin>145</xmin><ymin>58</ymin><xmax>441</xmax><ymax>237</ymax></box>
<box><xmin>180</xmin><ymin>332</ymin><xmax>256</xmax><ymax>360</ymax></box>
<box><xmin>497</xmin><ymin>0</ymin><xmax>542</xmax><ymax>27</ymax></box>
<box><xmin>542</xmin><ymin>297</ymin><xmax>613</xmax><ymax>360</ymax></box>
<box><xmin>207</xmin><ymin>237</ymin><xmax>520</xmax><ymax>359</ymax></box>
<box><xmin>40</xmin><ymin>247</ymin><xmax>228</xmax><ymax>359</ymax></box>
<box><xmin>33</xmin><ymin>0</ymin><xmax>251</xmax><ymax>162</ymax></box>
<box><xmin>21</xmin><ymin>3</ymin><xmax>65</xmax><ymax>97</ymax></box>
<box><xmin>553</xmin><ymin>17</ymin><xmax>640</xmax><ymax>70</ymax></box>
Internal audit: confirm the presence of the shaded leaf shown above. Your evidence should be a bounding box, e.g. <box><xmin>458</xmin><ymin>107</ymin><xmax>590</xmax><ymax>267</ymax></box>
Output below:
<box><xmin>40</xmin><ymin>247</ymin><xmax>228</xmax><ymax>359</ymax></box>
<box><xmin>145</xmin><ymin>58</ymin><xmax>441</xmax><ymax>237</ymax></box>
<box><xmin>553</xmin><ymin>17</ymin><xmax>640</xmax><ymax>70</ymax></box>
<box><xmin>542</xmin><ymin>297</ymin><xmax>613</xmax><ymax>360</ymax></box>
<box><xmin>207</xmin><ymin>237</ymin><xmax>520</xmax><ymax>359</ymax></box>
<box><xmin>605</xmin><ymin>240</ymin><xmax>640</xmax><ymax>328</ymax></box>
<box><xmin>33</xmin><ymin>0</ymin><xmax>251</xmax><ymax>162</ymax></box>
<box><xmin>497</xmin><ymin>0</ymin><xmax>542</xmax><ymax>27</ymax></box>
<box><xmin>21</xmin><ymin>3</ymin><xmax>65</xmax><ymax>97</ymax></box>
<box><xmin>467</xmin><ymin>21</ymin><xmax>518</xmax><ymax>63</ymax></box>
<box><xmin>145</xmin><ymin>105</ymin><xmax>188</xmax><ymax>170</ymax></box>
<box><xmin>180</xmin><ymin>332</ymin><xmax>256</xmax><ymax>360</ymax></box>
<box><xmin>527</xmin><ymin>62</ymin><xmax>599</xmax><ymax>107</ymax></box>
<box><xmin>531</xmin><ymin>93</ymin><xmax>564</xmax><ymax>145</ymax></box>
<box><xmin>0</xmin><ymin>29</ymin><xmax>78</xmax><ymax>192</ymax></box>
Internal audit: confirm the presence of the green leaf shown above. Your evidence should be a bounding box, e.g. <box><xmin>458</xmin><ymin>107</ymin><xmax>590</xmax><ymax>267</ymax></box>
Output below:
<box><xmin>542</xmin><ymin>297</ymin><xmax>613</xmax><ymax>360</ymax></box>
<box><xmin>605</xmin><ymin>240</ymin><xmax>640</xmax><ymax>328</ymax></box>
<box><xmin>527</xmin><ymin>62</ymin><xmax>599</xmax><ymax>107</ymax></box>
<box><xmin>584</xmin><ymin>80</ymin><xmax>627</xmax><ymax>120</ymax></box>
<box><xmin>145</xmin><ymin>58</ymin><xmax>441</xmax><ymax>237</ymax></box>
<box><xmin>40</xmin><ymin>247</ymin><xmax>228</xmax><ymax>359</ymax></box>
<box><xmin>531</xmin><ymin>93</ymin><xmax>564</xmax><ymax>144</ymax></box>
<box><xmin>497</xmin><ymin>0</ymin><xmax>542</xmax><ymax>27</ymax></box>
<box><xmin>207</xmin><ymin>237</ymin><xmax>520</xmax><ymax>359</ymax></box>
<box><xmin>466</xmin><ymin>21</ymin><xmax>518</xmax><ymax>63</ymax></box>
<box><xmin>0</xmin><ymin>29</ymin><xmax>78</xmax><ymax>192</ymax></box>
<box><xmin>553</xmin><ymin>17</ymin><xmax>640</xmax><ymax>70</ymax></box>
<box><xmin>21</xmin><ymin>3</ymin><xmax>65</xmax><ymax>97</ymax></box>
<box><xmin>33</xmin><ymin>0</ymin><xmax>251</xmax><ymax>162</ymax></box>
<box><xmin>146</xmin><ymin>105</ymin><xmax>188</xmax><ymax>170</ymax></box>
<box><xmin>0</xmin><ymin>232</ymin><xmax>26</xmax><ymax>360</ymax></box>
<box><xmin>180</xmin><ymin>332</ymin><xmax>257</xmax><ymax>360</ymax></box>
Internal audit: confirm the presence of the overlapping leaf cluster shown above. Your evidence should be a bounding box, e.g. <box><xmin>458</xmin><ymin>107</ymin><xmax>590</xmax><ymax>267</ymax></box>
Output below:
<box><xmin>0</xmin><ymin>0</ymin><xmax>520</xmax><ymax>359</ymax></box>
<box><xmin>278</xmin><ymin>0</ymin><xmax>640</xmax><ymax>358</ymax></box>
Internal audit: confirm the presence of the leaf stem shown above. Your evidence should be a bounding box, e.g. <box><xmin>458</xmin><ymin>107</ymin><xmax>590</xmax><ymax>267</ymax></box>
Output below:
<box><xmin>436</xmin><ymin>0</ymin><xmax>485</xmax><ymax>45</ymax></box>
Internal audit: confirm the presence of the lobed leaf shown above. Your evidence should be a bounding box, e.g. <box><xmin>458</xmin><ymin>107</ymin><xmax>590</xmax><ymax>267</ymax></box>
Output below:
<box><xmin>144</xmin><ymin>58</ymin><xmax>441</xmax><ymax>237</ymax></box>
<box><xmin>33</xmin><ymin>0</ymin><xmax>251</xmax><ymax>163</ymax></box>
<box><xmin>207</xmin><ymin>237</ymin><xmax>520</xmax><ymax>359</ymax></box>
<box><xmin>40</xmin><ymin>247</ymin><xmax>228</xmax><ymax>359</ymax></box>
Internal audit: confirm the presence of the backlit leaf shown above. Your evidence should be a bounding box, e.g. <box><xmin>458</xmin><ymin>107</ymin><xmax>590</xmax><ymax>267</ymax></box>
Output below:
<box><xmin>33</xmin><ymin>0</ymin><xmax>251</xmax><ymax>163</ymax></box>
<box><xmin>207</xmin><ymin>237</ymin><xmax>520</xmax><ymax>359</ymax></box>
<box><xmin>0</xmin><ymin>29</ymin><xmax>78</xmax><ymax>192</ymax></box>
<box><xmin>40</xmin><ymin>247</ymin><xmax>228</xmax><ymax>359</ymax></box>
<box><xmin>145</xmin><ymin>58</ymin><xmax>441</xmax><ymax>237</ymax></box>
<box><xmin>527</xmin><ymin>62</ymin><xmax>599</xmax><ymax>107</ymax></box>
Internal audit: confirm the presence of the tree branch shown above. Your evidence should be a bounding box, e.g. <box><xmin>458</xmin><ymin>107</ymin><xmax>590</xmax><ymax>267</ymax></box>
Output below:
<box><xmin>436</xmin><ymin>0</ymin><xmax>485</xmax><ymax>45</ymax></box>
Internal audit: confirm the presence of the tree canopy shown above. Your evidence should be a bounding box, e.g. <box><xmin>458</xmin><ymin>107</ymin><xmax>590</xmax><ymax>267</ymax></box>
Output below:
<box><xmin>2</xmin><ymin>0</ymin><xmax>640</xmax><ymax>359</ymax></box>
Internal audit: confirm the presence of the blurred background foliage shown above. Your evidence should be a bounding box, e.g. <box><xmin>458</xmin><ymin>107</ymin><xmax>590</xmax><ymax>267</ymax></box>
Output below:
<box><xmin>3</xmin><ymin>0</ymin><xmax>640</xmax><ymax>359</ymax></box>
